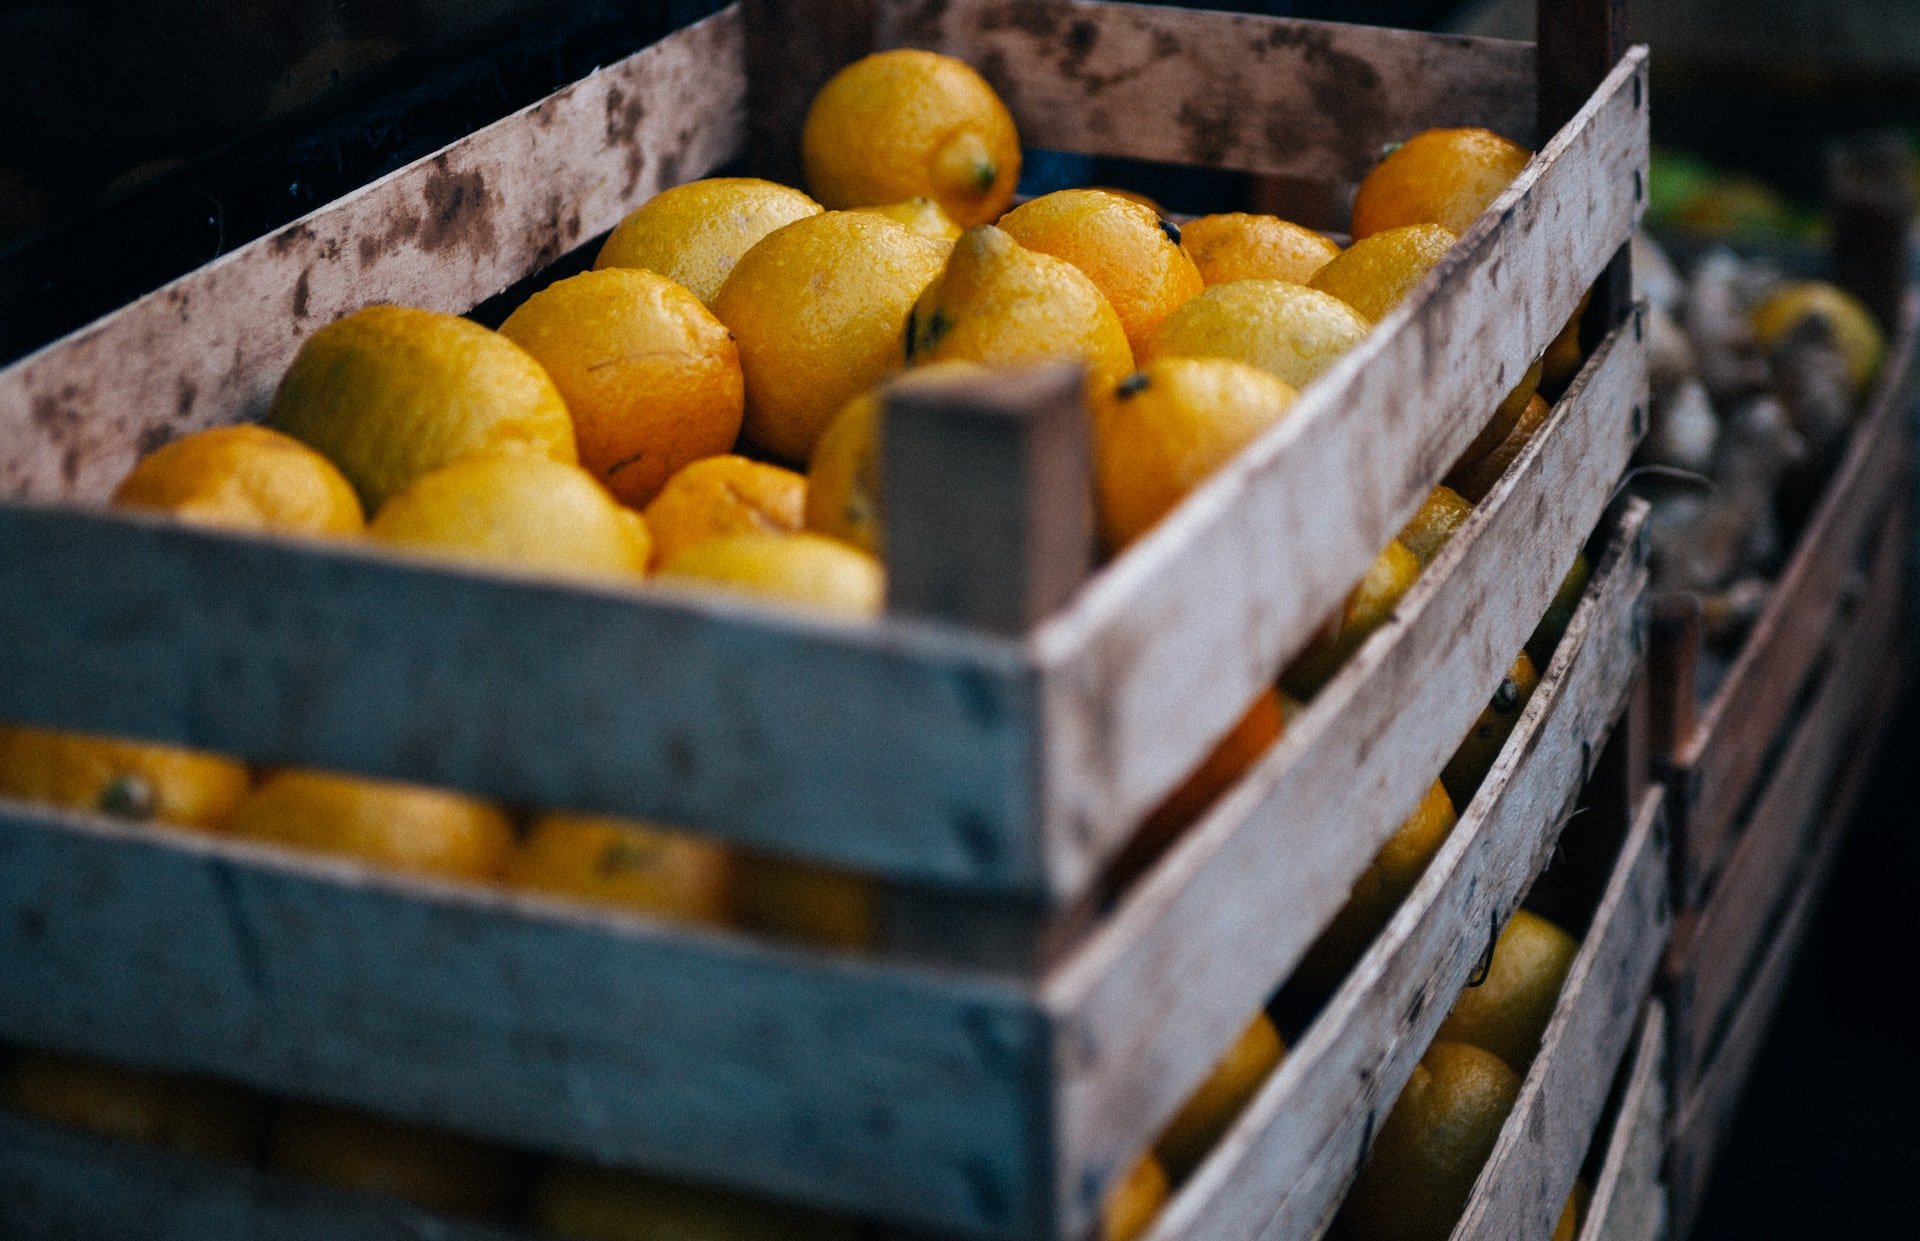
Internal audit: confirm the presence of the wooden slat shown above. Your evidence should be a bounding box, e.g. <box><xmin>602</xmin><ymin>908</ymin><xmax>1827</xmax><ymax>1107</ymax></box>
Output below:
<box><xmin>1668</xmin><ymin>508</ymin><xmax>1907</xmax><ymax>1096</ymax></box>
<box><xmin>1043</xmin><ymin>315</ymin><xmax>1646</xmax><ymax>1232</ymax></box>
<box><xmin>1670</xmin><ymin>295</ymin><xmax>1918</xmax><ymax>898</ymax></box>
<box><xmin>1452</xmin><ymin>784</ymin><xmax>1669</xmax><ymax>1240</ymax></box>
<box><xmin>1140</xmin><ymin>501</ymin><xmax>1649</xmax><ymax>1241</ymax></box>
<box><xmin>0</xmin><ymin>1109</ymin><xmax>522</xmax><ymax>1241</ymax></box>
<box><xmin>1577</xmin><ymin>1002</ymin><xmax>1668</xmax><ymax>1241</ymax></box>
<box><xmin>0</xmin><ymin>4</ymin><xmax>748</xmax><ymax>504</ymax></box>
<box><xmin>0</xmin><ymin>508</ymin><xmax>1042</xmax><ymax>891</ymax></box>
<box><xmin>0</xmin><ymin>806</ymin><xmax>1049</xmax><ymax>1239</ymax></box>
<box><xmin>875</xmin><ymin>0</ymin><xmax>1536</xmax><ymax>192</ymax></box>
<box><xmin>1031</xmin><ymin>53</ymin><xmax>1648</xmax><ymax>898</ymax></box>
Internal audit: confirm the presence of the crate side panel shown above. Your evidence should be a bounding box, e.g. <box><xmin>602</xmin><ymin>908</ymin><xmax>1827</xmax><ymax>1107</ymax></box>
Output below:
<box><xmin>1578</xmin><ymin>1002</ymin><xmax>1667</xmax><ymax>1241</ymax></box>
<box><xmin>0</xmin><ymin>807</ymin><xmax>1050</xmax><ymax>1238</ymax></box>
<box><xmin>0</xmin><ymin>6</ymin><xmax>748</xmax><ymax>504</ymax></box>
<box><xmin>1142</xmin><ymin>501</ymin><xmax>1647</xmax><ymax>1241</ymax></box>
<box><xmin>1035</xmin><ymin>52</ymin><xmax>1649</xmax><ymax>895</ymax></box>
<box><xmin>875</xmin><ymin>0</ymin><xmax>1536</xmax><ymax>184</ymax></box>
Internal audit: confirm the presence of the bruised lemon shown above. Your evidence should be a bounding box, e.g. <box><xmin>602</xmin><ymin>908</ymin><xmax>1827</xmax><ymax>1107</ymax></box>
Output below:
<box><xmin>642</xmin><ymin>454</ymin><xmax>806</xmax><ymax>568</ymax></box>
<box><xmin>1143</xmin><ymin>279</ymin><xmax>1368</xmax><ymax>391</ymax></box>
<box><xmin>1282</xmin><ymin>540</ymin><xmax>1422</xmax><ymax>698</ymax></box>
<box><xmin>713</xmin><ymin>211</ymin><xmax>947</xmax><ymax>463</ymax></box>
<box><xmin>1000</xmin><ymin>189</ymin><xmax>1204</xmax><ymax>354</ymax></box>
<box><xmin>853</xmin><ymin>196</ymin><xmax>962</xmax><ymax>243</ymax></box>
<box><xmin>1308</xmin><ymin>224</ymin><xmax>1457</xmax><ymax>323</ymax></box>
<box><xmin>0</xmin><ymin>724</ymin><xmax>249</xmax><ymax>831</ymax></box>
<box><xmin>1440</xmin><ymin>653</ymin><xmax>1539</xmax><ymax>807</ymax></box>
<box><xmin>734</xmin><ymin>853</ymin><xmax>878</xmax><ymax>952</ymax></box>
<box><xmin>268</xmin><ymin>304</ymin><xmax>575</xmax><ymax>511</ymax></box>
<box><xmin>1092</xmin><ymin>357</ymin><xmax>1297</xmax><ymax>550</ymax></box>
<box><xmin>508</xmin><ymin>813</ymin><xmax>733</xmax><ymax>927</ymax></box>
<box><xmin>499</xmin><ymin>268</ymin><xmax>743</xmax><ymax>507</ymax></box>
<box><xmin>2</xmin><ymin>1050</ymin><xmax>267</xmax><ymax>1162</ymax></box>
<box><xmin>1101</xmin><ymin>1152</ymin><xmax>1170</xmax><ymax>1241</ymax></box>
<box><xmin>230</xmin><ymin>769</ymin><xmax>515</xmax><ymax>881</ymax></box>
<box><xmin>1351</xmin><ymin>127</ymin><xmax>1532</xmax><ymax>241</ymax></box>
<box><xmin>658</xmin><ymin>531</ymin><xmax>884</xmax><ymax>619</ymax></box>
<box><xmin>111</xmin><ymin>424</ymin><xmax>364</xmax><ymax>536</ymax></box>
<box><xmin>803</xmin><ymin>49</ymin><xmax>1020</xmax><ymax>228</ymax></box>
<box><xmin>1182</xmin><ymin>213</ymin><xmax>1340</xmax><ymax>286</ymax></box>
<box><xmin>594</xmin><ymin>177</ymin><xmax>822</xmax><ymax>306</ymax></box>
<box><xmin>1156</xmin><ymin>1012</ymin><xmax>1286</xmax><ymax>1179</ymax></box>
<box><xmin>1397</xmin><ymin>485</ymin><xmax>1474</xmax><ymax>569</ymax></box>
<box><xmin>907</xmin><ymin>225</ymin><xmax>1135</xmax><ymax>392</ymax></box>
<box><xmin>270</xmin><ymin>1103</ymin><xmax>521</xmax><ymax>1220</ymax></box>
<box><xmin>1435</xmin><ymin>908</ymin><xmax>1577</xmax><ymax>1070</ymax></box>
<box><xmin>369</xmin><ymin>455</ymin><xmax>652</xmax><ymax>581</ymax></box>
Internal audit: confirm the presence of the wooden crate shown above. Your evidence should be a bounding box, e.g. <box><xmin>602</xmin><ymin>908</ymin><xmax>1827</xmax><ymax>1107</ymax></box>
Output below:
<box><xmin>0</xmin><ymin>2</ymin><xmax>1649</xmax><ymax>1237</ymax></box>
<box><xmin>1575</xmin><ymin>1001</ymin><xmax>1668</xmax><ymax>1241</ymax></box>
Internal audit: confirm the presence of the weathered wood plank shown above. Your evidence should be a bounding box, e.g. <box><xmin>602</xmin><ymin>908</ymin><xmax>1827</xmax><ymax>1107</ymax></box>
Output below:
<box><xmin>0</xmin><ymin>5</ymin><xmax>748</xmax><ymax>504</ymax></box>
<box><xmin>1577</xmin><ymin>1002</ymin><xmax>1668</xmax><ymax>1241</ymax></box>
<box><xmin>1671</xmin><ymin>294</ymin><xmax>1918</xmax><ymax>897</ymax></box>
<box><xmin>0</xmin><ymin>506</ymin><xmax>1042</xmax><ymax>891</ymax></box>
<box><xmin>1032</xmin><ymin>54</ymin><xmax>1648</xmax><ymax>897</ymax></box>
<box><xmin>1668</xmin><ymin>508</ymin><xmax>1907</xmax><ymax>1097</ymax></box>
<box><xmin>875</xmin><ymin>0</ymin><xmax>1537</xmax><ymax>191</ymax></box>
<box><xmin>1138</xmin><ymin>501</ymin><xmax>1649</xmax><ymax>1241</ymax></box>
<box><xmin>0</xmin><ymin>803</ymin><xmax>1049</xmax><ymax>1239</ymax></box>
<box><xmin>1453</xmin><ymin>784</ymin><xmax>1669</xmax><ymax>1240</ymax></box>
<box><xmin>0</xmin><ymin>1109</ymin><xmax>523</xmax><ymax>1241</ymax></box>
<box><xmin>1043</xmin><ymin>315</ymin><xmax>1646</xmax><ymax>1233</ymax></box>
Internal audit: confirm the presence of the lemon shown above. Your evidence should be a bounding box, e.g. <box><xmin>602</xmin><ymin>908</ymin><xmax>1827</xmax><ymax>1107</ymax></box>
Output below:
<box><xmin>1440</xmin><ymin>653</ymin><xmax>1539</xmax><ymax>807</ymax></box>
<box><xmin>1435</xmin><ymin>908</ymin><xmax>1577</xmax><ymax>1070</ymax></box>
<box><xmin>657</xmin><ymin>531</ymin><xmax>884</xmax><ymax>618</ymax></box>
<box><xmin>110</xmin><ymin>423</ymin><xmax>364</xmax><ymax>536</ymax></box>
<box><xmin>643</xmin><ymin>454</ymin><xmax>806</xmax><ymax>568</ymax></box>
<box><xmin>1282</xmin><ymin>540</ymin><xmax>1422</xmax><ymax>698</ymax></box>
<box><xmin>229</xmin><ymin>769</ymin><xmax>515</xmax><ymax>881</ymax></box>
<box><xmin>1751</xmin><ymin>280</ymin><xmax>1885</xmax><ymax>393</ymax></box>
<box><xmin>1447</xmin><ymin>392</ymin><xmax>1551</xmax><ymax>503</ymax></box>
<box><xmin>1101</xmin><ymin>1152</ymin><xmax>1170</xmax><ymax>1241</ymax></box>
<box><xmin>1396</xmin><ymin>486</ymin><xmax>1474</xmax><ymax>568</ymax></box>
<box><xmin>1143</xmin><ymin>279</ymin><xmax>1368</xmax><ymax>391</ymax></box>
<box><xmin>594</xmin><ymin>177</ymin><xmax>822</xmax><ymax>306</ymax></box>
<box><xmin>508</xmin><ymin>813</ymin><xmax>733</xmax><ymax>927</ymax></box>
<box><xmin>733</xmin><ymin>853</ymin><xmax>878</xmax><ymax>951</ymax></box>
<box><xmin>853</xmin><ymin>196</ymin><xmax>962</xmax><ymax>243</ymax></box>
<box><xmin>0</xmin><ymin>724</ymin><xmax>249</xmax><ymax>831</ymax></box>
<box><xmin>1156</xmin><ymin>1013</ymin><xmax>1286</xmax><ymax>1179</ymax></box>
<box><xmin>1351</xmin><ymin>127</ymin><xmax>1532</xmax><ymax>241</ymax></box>
<box><xmin>1182</xmin><ymin>213</ymin><xmax>1341</xmax><ymax>286</ymax></box>
<box><xmin>1000</xmin><ymin>189</ymin><xmax>1204</xmax><ymax>353</ymax></box>
<box><xmin>1456</xmin><ymin>360</ymin><xmax>1545</xmax><ymax>479</ymax></box>
<box><xmin>1308</xmin><ymin>224</ymin><xmax>1457</xmax><ymax>323</ymax></box>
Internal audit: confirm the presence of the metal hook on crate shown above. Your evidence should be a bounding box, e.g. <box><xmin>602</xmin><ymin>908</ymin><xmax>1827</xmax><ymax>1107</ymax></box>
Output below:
<box><xmin>1466</xmin><ymin>907</ymin><xmax>1500</xmax><ymax>987</ymax></box>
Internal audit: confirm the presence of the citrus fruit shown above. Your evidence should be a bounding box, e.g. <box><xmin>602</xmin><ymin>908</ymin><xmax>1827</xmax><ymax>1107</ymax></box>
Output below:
<box><xmin>1350</xmin><ymin>128</ymin><xmax>1532</xmax><ymax>241</ymax></box>
<box><xmin>0</xmin><ymin>724</ymin><xmax>249</xmax><ymax>831</ymax></box>
<box><xmin>228</xmin><ymin>769</ymin><xmax>515</xmax><ymax>881</ymax></box>
<box><xmin>1751</xmin><ymin>280</ymin><xmax>1885</xmax><ymax>394</ymax></box>
<box><xmin>657</xmin><ymin>531</ymin><xmax>884</xmax><ymax>619</ymax></box>
<box><xmin>1143</xmin><ymin>279</ymin><xmax>1369</xmax><ymax>391</ymax></box>
<box><xmin>1526</xmin><ymin>554</ymin><xmax>1590</xmax><ymax>669</ymax></box>
<box><xmin>1307</xmin><ymin>224</ymin><xmax>1457</xmax><ymax>323</ymax></box>
<box><xmin>1101</xmin><ymin>1152</ymin><xmax>1169</xmax><ymax>1241</ymax></box>
<box><xmin>1456</xmin><ymin>359</ymin><xmax>1545</xmax><ymax>477</ymax></box>
<box><xmin>713</xmin><ymin>211</ymin><xmax>947</xmax><ymax>463</ymax></box>
<box><xmin>498</xmin><ymin>268</ymin><xmax>744</xmax><ymax>507</ymax></box>
<box><xmin>1541</xmin><ymin>292</ymin><xmax>1591</xmax><ymax>390</ymax></box>
<box><xmin>1092</xmin><ymin>357</ymin><xmax>1298</xmax><ymax>550</ymax></box>
<box><xmin>1440</xmin><ymin>653</ymin><xmax>1539</xmax><ymax>807</ymax></box>
<box><xmin>1553</xmin><ymin>1179</ymin><xmax>1590</xmax><ymax>1241</ymax></box>
<box><xmin>999</xmin><ymin>189</ymin><xmax>1204</xmax><ymax>353</ymax></box>
<box><xmin>1396</xmin><ymin>486</ymin><xmax>1474</xmax><ymax>569</ymax></box>
<box><xmin>1435</xmin><ymin>908</ymin><xmax>1578</xmax><ymax>1070</ymax></box>
<box><xmin>1339</xmin><ymin>1041</ymin><xmax>1521</xmax><ymax>1241</ymax></box>
<box><xmin>802</xmin><ymin>48</ymin><xmax>1020</xmax><ymax>228</ymax></box>
<box><xmin>368</xmin><ymin>455</ymin><xmax>652</xmax><ymax>581</ymax></box>
<box><xmin>1181</xmin><ymin>213</ymin><xmax>1340</xmax><ymax>286</ymax></box>
<box><xmin>1132</xmin><ymin>688</ymin><xmax>1287</xmax><ymax>865</ymax></box>
<box><xmin>642</xmin><ymin>454</ymin><xmax>806</xmax><ymax>568</ymax></box>
<box><xmin>804</xmin><ymin>361</ymin><xmax>988</xmax><ymax>556</ymax></box>
<box><xmin>2</xmin><ymin>1049</ymin><xmax>266</xmax><ymax>1162</ymax></box>
<box><xmin>734</xmin><ymin>853</ymin><xmax>877</xmax><ymax>951</ymax></box>
<box><xmin>110</xmin><ymin>423</ymin><xmax>364</xmax><ymax>536</ymax></box>
<box><xmin>267</xmin><ymin>304</ymin><xmax>575</xmax><ymax>511</ymax></box>
<box><xmin>269</xmin><ymin>1103</ymin><xmax>520</xmax><ymax>1220</ymax></box>
<box><xmin>531</xmin><ymin>1163</ymin><xmax>859</xmax><ymax>1241</ymax></box>
<box><xmin>853</xmin><ymin>196</ymin><xmax>962</xmax><ymax>243</ymax></box>
<box><xmin>594</xmin><ymin>177</ymin><xmax>822</xmax><ymax>306</ymax></box>
<box><xmin>906</xmin><ymin>224</ymin><xmax>1135</xmax><ymax>392</ymax></box>
<box><xmin>508</xmin><ymin>813</ymin><xmax>733</xmax><ymax>927</ymax></box>
<box><xmin>1295</xmin><ymin>780</ymin><xmax>1457</xmax><ymax>993</ymax></box>
<box><xmin>1089</xmin><ymin>186</ymin><xmax>1167</xmax><ymax>214</ymax></box>
<box><xmin>1447</xmin><ymin>392</ymin><xmax>1550</xmax><ymax>503</ymax></box>
<box><xmin>1281</xmin><ymin>540</ymin><xmax>1422</xmax><ymax>698</ymax></box>
<box><xmin>1156</xmin><ymin>1012</ymin><xmax>1286</xmax><ymax>1179</ymax></box>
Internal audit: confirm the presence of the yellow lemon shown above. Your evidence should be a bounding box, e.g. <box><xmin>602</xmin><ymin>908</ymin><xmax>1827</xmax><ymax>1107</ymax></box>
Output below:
<box><xmin>1396</xmin><ymin>486</ymin><xmax>1474</xmax><ymax>569</ymax></box>
<box><xmin>498</xmin><ymin>268</ymin><xmax>744</xmax><ymax>508</ymax></box>
<box><xmin>110</xmin><ymin>423</ymin><xmax>364</xmax><ymax>536</ymax></box>
<box><xmin>1281</xmin><ymin>540</ymin><xmax>1422</xmax><ymax>698</ymax></box>
<box><xmin>269</xmin><ymin>1103</ymin><xmax>521</xmax><ymax>1220</ymax></box>
<box><xmin>267</xmin><ymin>304</ymin><xmax>575</xmax><ymax>511</ymax></box>
<box><xmin>1181</xmin><ymin>213</ymin><xmax>1341</xmax><ymax>286</ymax></box>
<box><xmin>642</xmin><ymin>454</ymin><xmax>807</xmax><ymax>568</ymax></box>
<box><xmin>1000</xmin><ymin>189</ymin><xmax>1204</xmax><ymax>354</ymax></box>
<box><xmin>0</xmin><ymin>724</ymin><xmax>249</xmax><ymax>831</ymax></box>
<box><xmin>1101</xmin><ymin>1152</ymin><xmax>1170</xmax><ymax>1241</ymax></box>
<box><xmin>657</xmin><ymin>531</ymin><xmax>884</xmax><ymax>619</ymax></box>
<box><xmin>1092</xmin><ymin>357</ymin><xmax>1297</xmax><ymax>550</ymax></box>
<box><xmin>802</xmin><ymin>48</ymin><xmax>1020</xmax><ymax>228</ymax></box>
<box><xmin>906</xmin><ymin>224</ymin><xmax>1134</xmax><ymax>392</ymax></box>
<box><xmin>2</xmin><ymin>1050</ymin><xmax>266</xmax><ymax>1162</ymax></box>
<box><xmin>1143</xmin><ymin>279</ymin><xmax>1368</xmax><ymax>391</ymax></box>
<box><xmin>531</xmin><ymin>1163</ymin><xmax>859</xmax><ymax>1241</ymax></box>
<box><xmin>229</xmin><ymin>769</ymin><xmax>515</xmax><ymax>881</ymax></box>
<box><xmin>1440</xmin><ymin>653</ymin><xmax>1539</xmax><ymax>807</ymax></box>
<box><xmin>1751</xmin><ymin>280</ymin><xmax>1886</xmax><ymax>394</ymax></box>
<box><xmin>1308</xmin><ymin>224</ymin><xmax>1457</xmax><ymax>323</ymax></box>
<box><xmin>734</xmin><ymin>853</ymin><xmax>878</xmax><ymax>952</ymax></box>
<box><xmin>594</xmin><ymin>177</ymin><xmax>822</xmax><ymax>306</ymax></box>
<box><xmin>508</xmin><ymin>813</ymin><xmax>733</xmax><ymax>927</ymax></box>
<box><xmin>368</xmin><ymin>455</ymin><xmax>652</xmax><ymax>581</ymax></box>
<box><xmin>853</xmin><ymin>196</ymin><xmax>962</xmax><ymax>243</ymax></box>
<box><xmin>713</xmin><ymin>211</ymin><xmax>947</xmax><ymax>464</ymax></box>
<box><xmin>1435</xmin><ymin>908</ymin><xmax>1578</xmax><ymax>1070</ymax></box>
<box><xmin>1351</xmin><ymin>127</ymin><xmax>1532</xmax><ymax>241</ymax></box>
<box><xmin>1156</xmin><ymin>1012</ymin><xmax>1286</xmax><ymax>1179</ymax></box>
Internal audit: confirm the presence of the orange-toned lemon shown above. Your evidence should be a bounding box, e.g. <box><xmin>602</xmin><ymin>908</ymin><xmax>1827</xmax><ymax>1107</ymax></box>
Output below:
<box><xmin>1133</xmin><ymin>688</ymin><xmax>1287</xmax><ymax>863</ymax></box>
<box><xmin>1000</xmin><ymin>189</ymin><xmax>1204</xmax><ymax>353</ymax></box>
<box><xmin>802</xmin><ymin>49</ymin><xmax>1020</xmax><ymax>228</ymax></box>
<box><xmin>229</xmin><ymin>769</ymin><xmax>515</xmax><ymax>881</ymax></box>
<box><xmin>1281</xmin><ymin>540</ymin><xmax>1422</xmax><ymax>698</ymax></box>
<box><xmin>1456</xmin><ymin>360</ymin><xmax>1545</xmax><ymax>480</ymax></box>
<box><xmin>734</xmin><ymin>853</ymin><xmax>877</xmax><ymax>951</ymax></box>
<box><xmin>1440</xmin><ymin>653</ymin><xmax>1539</xmax><ymax>807</ymax></box>
<box><xmin>1541</xmin><ymin>292</ymin><xmax>1592</xmax><ymax>390</ymax></box>
<box><xmin>641</xmin><ymin>454</ymin><xmax>806</xmax><ymax>568</ymax></box>
<box><xmin>2</xmin><ymin>1049</ymin><xmax>267</xmax><ymax>1162</ymax></box>
<box><xmin>1351</xmin><ymin>127</ymin><xmax>1532</xmax><ymax>241</ymax></box>
<box><xmin>1307</xmin><ymin>224</ymin><xmax>1457</xmax><ymax>323</ymax></box>
<box><xmin>853</xmin><ymin>196</ymin><xmax>962</xmax><ymax>243</ymax></box>
<box><xmin>269</xmin><ymin>1103</ymin><xmax>521</xmax><ymax>1220</ymax></box>
<box><xmin>1447</xmin><ymin>392</ymin><xmax>1551</xmax><ymax>503</ymax></box>
<box><xmin>594</xmin><ymin>177</ymin><xmax>822</xmax><ymax>306</ymax></box>
<box><xmin>0</xmin><ymin>724</ymin><xmax>249</xmax><ymax>831</ymax></box>
<box><xmin>1143</xmin><ymin>279</ymin><xmax>1368</xmax><ymax>391</ymax></box>
<box><xmin>657</xmin><ymin>531</ymin><xmax>884</xmax><ymax>619</ymax></box>
<box><xmin>111</xmin><ymin>423</ymin><xmax>364</xmax><ymax>536</ymax></box>
<box><xmin>498</xmin><ymin>268</ymin><xmax>743</xmax><ymax>507</ymax></box>
<box><xmin>1181</xmin><ymin>213</ymin><xmax>1340</xmax><ymax>286</ymax></box>
<box><xmin>508</xmin><ymin>813</ymin><xmax>733</xmax><ymax>926</ymax></box>
<box><xmin>1156</xmin><ymin>1012</ymin><xmax>1286</xmax><ymax>1178</ymax></box>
